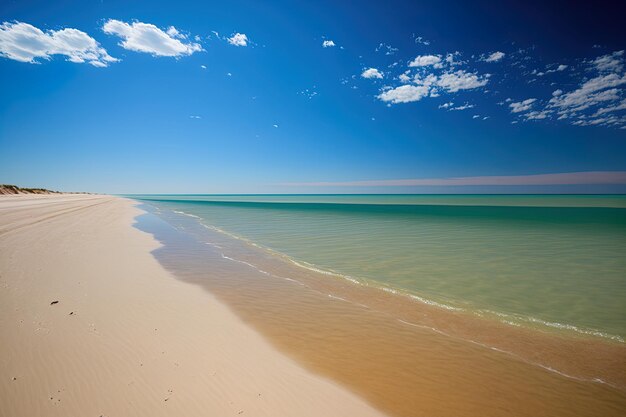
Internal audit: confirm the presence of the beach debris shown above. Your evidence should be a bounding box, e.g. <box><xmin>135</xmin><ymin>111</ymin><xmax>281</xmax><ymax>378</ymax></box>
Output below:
<box><xmin>69</xmin><ymin>311</ymin><xmax>74</xmax><ymax>315</ymax></box>
<box><xmin>50</xmin><ymin>300</ymin><xmax>59</xmax><ymax>305</ymax></box>
<box><xmin>12</xmin><ymin>377</ymin><xmax>16</xmax><ymax>381</ymax></box>
<box><xmin>164</xmin><ymin>388</ymin><xmax>173</xmax><ymax>401</ymax></box>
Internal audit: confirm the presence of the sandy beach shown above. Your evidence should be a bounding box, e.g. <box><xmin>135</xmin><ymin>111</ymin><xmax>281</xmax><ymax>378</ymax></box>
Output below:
<box><xmin>0</xmin><ymin>195</ymin><xmax>385</xmax><ymax>417</ymax></box>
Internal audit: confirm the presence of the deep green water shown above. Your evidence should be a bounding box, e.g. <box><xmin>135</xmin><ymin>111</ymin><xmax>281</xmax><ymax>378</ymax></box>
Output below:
<box><xmin>129</xmin><ymin>195</ymin><xmax>626</xmax><ymax>340</ymax></box>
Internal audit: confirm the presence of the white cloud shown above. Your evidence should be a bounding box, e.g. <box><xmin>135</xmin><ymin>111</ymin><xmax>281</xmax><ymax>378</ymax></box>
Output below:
<box><xmin>438</xmin><ymin>102</ymin><xmax>453</xmax><ymax>109</ymax></box>
<box><xmin>450</xmin><ymin>103</ymin><xmax>474</xmax><ymax>111</ymax></box>
<box><xmin>322</xmin><ymin>40</ymin><xmax>335</xmax><ymax>48</ymax></box>
<box><xmin>484</xmin><ymin>51</ymin><xmax>505</xmax><ymax>62</ymax></box>
<box><xmin>472</xmin><ymin>114</ymin><xmax>480</xmax><ymax>119</ymax></box>
<box><xmin>375</xmin><ymin>43</ymin><xmax>398</xmax><ymax>55</ymax></box>
<box><xmin>409</xmin><ymin>54</ymin><xmax>442</xmax><ymax>68</ymax></box>
<box><xmin>398</xmin><ymin>72</ymin><xmax>411</xmax><ymax>83</ymax></box>
<box><xmin>0</xmin><ymin>21</ymin><xmax>117</xmax><ymax>66</ymax></box>
<box><xmin>573</xmin><ymin>116</ymin><xmax>624</xmax><ymax>127</ymax></box>
<box><xmin>299</xmin><ymin>87</ymin><xmax>318</xmax><ymax>99</ymax></box>
<box><xmin>524</xmin><ymin>110</ymin><xmax>550</xmax><ymax>120</ymax></box>
<box><xmin>435</xmin><ymin>70</ymin><xmax>489</xmax><ymax>92</ymax></box>
<box><xmin>509</xmin><ymin>98</ymin><xmax>536</xmax><ymax>113</ymax></box>
<box><xmin>519</xmin><ymin>51</ymin><xmax>626</xmax><ymax>128</ymax></box>
<box><xmin>361</xmin><ymin>67</ymin><xmax>383</xmax><ymax>79</ymax></box>
<box><xmin>549</xmin><ymin>74</ymin><xmax>626</xmax><ymax>113</ymax></box>
<box><xmin>273</xmin><ymin>124</ymin><xmax>279</xmax><ymax>128</ymax></box>
<box><xmin>444</xmin><ymin>52</ymin><xmax>463</xmax><ymax>67</ymax></box>
<box><xmin>414</xmin><ymin>36</ymin><xmax>430</xmax><ymax>46</ymax></box>
<box><xmin>189</xmin><ymin>115</ymin><xmax>201</xmax><ymax>119</ymax></box>
<box><xmin>103</xmin><ymin>19</ymin><xmax>202</xmax><ymax>57</ymax></box>
<box><xmin>413</xmin><ymin>73</ymin><xmax>438</xmax><ymax>88</ymax></box>
<box><xmin>376</xmin><ymin>64</ymin><xmax>489</xmax><ymax>105</ymax></box>
<box><xmin>200</xmin><ymin>64</ymin><xmax>206</xmax><ymax>69</ymax></box>
<box><xmin>594</xmin><ymin>99</ymin><xmax>626</xmax><ymax>116</ymax></box>
<box><xmin>592</xmin><ymin>50</ymin><xmax>624</xmax><ymax>73</ymax></box>
<box><xmin>377</xmin><ymin>85</ymin><xmax>430</xmax><ymax>104</ymax></box>
<box><xmin>227</xmin><ymin>32</ymin><xmax>248</xmax><ymax>47</ymax></box>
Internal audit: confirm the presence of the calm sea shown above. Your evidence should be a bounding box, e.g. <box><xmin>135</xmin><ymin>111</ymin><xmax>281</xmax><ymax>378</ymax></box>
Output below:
<box><xmin>129</xmin><ymin>194</ymin><xmax>626</xmax><ymax>341</ymax></box>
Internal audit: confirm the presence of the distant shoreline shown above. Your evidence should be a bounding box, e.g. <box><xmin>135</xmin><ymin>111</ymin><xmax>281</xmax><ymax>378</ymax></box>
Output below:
<box><xmin>0</xmin><ymin>184</ymin><xmax>93</xmax><ymax>195</ymax></box>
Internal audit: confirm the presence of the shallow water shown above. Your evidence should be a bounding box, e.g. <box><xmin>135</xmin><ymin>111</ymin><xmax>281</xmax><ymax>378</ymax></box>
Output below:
<box><xmin>129</xmin><ymin>194</ymin><xmax>626</xmax><ymax>340</ymax></box>
<box><xmin>131</xmin><ymin>199</ymin><xmax>626</xmax><ymax>417</ymax></box>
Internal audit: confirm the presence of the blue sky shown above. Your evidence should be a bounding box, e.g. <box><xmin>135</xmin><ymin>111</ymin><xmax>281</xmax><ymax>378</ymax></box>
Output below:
<box><xmin>1</xmin><ymin>0</ymin><xmax>625</xmax><ymax>193</ymax></box>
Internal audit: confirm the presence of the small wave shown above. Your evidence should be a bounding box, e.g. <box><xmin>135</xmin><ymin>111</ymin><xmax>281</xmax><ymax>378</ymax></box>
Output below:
<box><xmin>479</xmin><ymin>310</ymin><xmax>624</xmax><ymax>343</ymax></box>
<box><xmin>168</xmin><ymin>206</ymin><xmax>624</xmax><ymax>344</ymax></box>
<box><xmin>396</xmin><ymin>318</ymin><xmax>621</xmax><ymax>390</ymax></box>
<box><xmin>220</xmin><ymin>253</ymin><xmax>270</xmax><ymax>275</ymax></box>
<box><xmin>172</xmin><ymin>210</ymin><xmax>202</xmax><ymax>219</ymax></box>
<box><xmin>173</xmin><ymin>208</ymin><xmax>473</xmax><ymax>314</ymax></box>
<box><xmin>381</xmin><ymin>287</ymin><xmax>463</xmax><ymax>312</ymax></box>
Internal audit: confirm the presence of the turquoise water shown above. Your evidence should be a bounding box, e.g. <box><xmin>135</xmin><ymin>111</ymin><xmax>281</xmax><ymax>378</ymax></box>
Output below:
<box><xmin>130</xmin><ymin>195</ymin><xmax>626</xmax><ymax>340</ymax></box>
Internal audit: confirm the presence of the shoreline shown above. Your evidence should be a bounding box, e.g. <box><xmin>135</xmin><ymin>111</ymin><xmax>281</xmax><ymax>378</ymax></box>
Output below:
<box><xmin>136</xmin><ymin>199</ymin><xmax>626</xmax><ymax>416</ymax></box>
<box><xmin>174</xmin><ymin>206</ymin><xmax>625</xmax><ymax>344</ymax></box>
<box><xmin>0</xmin><ymin>195</ymin><xmax>385</xmax><ymax>417</ymax></box>
<box><xmin>144</xmin><ymin>202</ymin><xmax>626</xmax><ymax>387</ymax></box>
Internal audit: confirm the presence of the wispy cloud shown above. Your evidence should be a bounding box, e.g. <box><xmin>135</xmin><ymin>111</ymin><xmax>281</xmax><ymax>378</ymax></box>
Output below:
<box><xmin>412</xmin><ymin>35</ymin><xmax>431</xmax><ymax>46</ymax></box>
<box><xmin>509</xmin><ymin>98</ymin><xmax>536</xmax><ymax>113</ymax></box>
<box><xmin>282</xmin><ymin>171</ymin><xmax>626</xmax><ymax>187</ymax></box>
<box><xmin>102</xmin><ymin>19</ymin><xmax>202</xmax><ymax>57</ymax></box>
<box><xmin>449</xmin><ymin>103</ymin><xmax>474</xmax><ymax>111</ymax></box>
<box><xmin>375</xmin><ymin>43</ymin><xmax>398</xmax><ymax>55</ymax></box>
<box><xmin>592</xmin><ymin>50</ymin><xmax>624</xmax><ymax>73</ymax></box>
<box><xmin>483</xmin><ymin>51</ymin><xmax>505</xmax><ymax>62</ymax></box>
<box><xmin>227</xmin><ymin>33</ymin><xmax>248</xmax><ymax>47</ymax></box>
<box><xmin>0</xmin><ymin>21</ymin><xmax>117</xmax><ymax>67</ymax></box>
<box><xmin>503</xmin><ymin>50</ymin><xmax>626</xmax><ymax>128</ymax></box>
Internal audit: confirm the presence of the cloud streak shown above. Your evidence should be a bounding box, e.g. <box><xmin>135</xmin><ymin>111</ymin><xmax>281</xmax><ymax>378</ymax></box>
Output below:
<box><xmin>281</xmin><ymin>171</ymin><xmax>626</xmax><ymax>187</ymax></box>
<box><xmin>483</xmin><ymin>51</ymin><xmax>505</xmax><ymax>62</ymax></box>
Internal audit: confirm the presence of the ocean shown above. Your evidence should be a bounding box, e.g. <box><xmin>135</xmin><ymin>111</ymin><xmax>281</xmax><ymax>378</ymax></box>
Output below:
<box><xmin>130</xmin><ymin>194</ymin><xmax>626</xmax><ymax>341</ymax></box>
<box><xmin>128</xmin><ymin>194</ymin><xmax>626</xmax><ymax>415</ymax></box>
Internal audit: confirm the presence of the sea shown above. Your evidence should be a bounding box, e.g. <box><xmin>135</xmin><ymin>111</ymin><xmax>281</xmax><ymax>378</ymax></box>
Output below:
<box><xmin>127</xmin><ymin>194</ymin><xmax>626</xmax><ymax>416</ymax></box>
<box><xmin>129</xmin><ymin>194</ymin><xmax>626</xmax><ymax>341</ymax></box>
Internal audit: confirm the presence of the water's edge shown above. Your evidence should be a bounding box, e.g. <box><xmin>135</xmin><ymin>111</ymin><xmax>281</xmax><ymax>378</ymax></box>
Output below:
<box><xmin>132</xmin><ymin>200</ymin><xmax>626</xmax><ymax>393</ymax></box>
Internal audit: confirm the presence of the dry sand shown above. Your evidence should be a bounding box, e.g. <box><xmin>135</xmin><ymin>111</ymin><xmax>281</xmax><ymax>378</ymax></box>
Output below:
<box><xmin>0</xmin><ymin>195</ymin><xmax>385</xmax><ymax>417</ymax></box>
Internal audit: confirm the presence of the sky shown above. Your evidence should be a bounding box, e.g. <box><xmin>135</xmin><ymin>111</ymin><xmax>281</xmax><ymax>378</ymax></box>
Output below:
<box><xmin>1</xmin><ymin>0</ymin><xmax>625</xmax><ymax>194</ymax></box>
